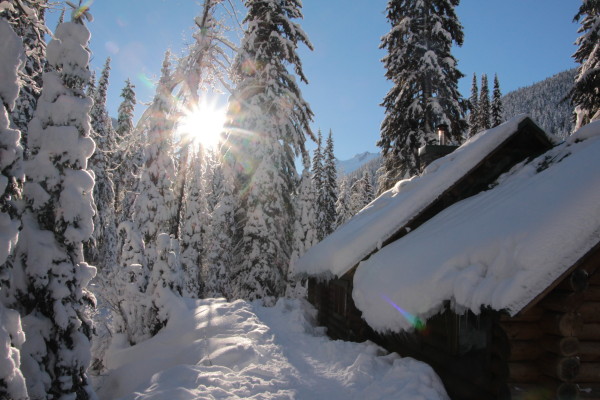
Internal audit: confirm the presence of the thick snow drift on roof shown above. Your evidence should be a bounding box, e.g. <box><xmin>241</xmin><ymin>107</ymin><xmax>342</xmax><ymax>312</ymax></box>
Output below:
<box><xmin>97</xmin><ymin>295</ymin><xmax>448</xmax><ymax>399</ymax></box>
<box><xmin>353</xmin><ymin>120</ymin><xmax>600</xmax><ymax>333</ymax></box>
<box><xmin>294</xmin><ymin>115</ymin><xmax>551</xmax><ymax>279</ymax></box>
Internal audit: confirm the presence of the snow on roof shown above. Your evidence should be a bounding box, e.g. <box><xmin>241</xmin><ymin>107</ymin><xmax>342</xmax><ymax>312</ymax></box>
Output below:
<box><xmin>294</xmin><ymin>114</ymin><xmax>553</xmax><ymax>279</ymax></box>
<box><xmin>352</xmin><ymin>120</ymin><xmax>600</xmax><ymax>333</ymax></box>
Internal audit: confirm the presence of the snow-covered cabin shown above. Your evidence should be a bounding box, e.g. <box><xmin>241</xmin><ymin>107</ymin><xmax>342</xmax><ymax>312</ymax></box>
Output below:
<box><xmin>294</xmin><ymin>116</ymin><xmax>600</xmax><ymax>399</ymax></box>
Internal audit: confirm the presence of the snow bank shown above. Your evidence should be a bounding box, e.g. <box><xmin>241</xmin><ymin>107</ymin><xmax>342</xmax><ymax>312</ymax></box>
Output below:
<box><xmin>98</xmin><ymin>297</ymin><xmax>448</xmax><ymax>400</ymax></box>
<box><xmin>353</xmin><ymin>121</ymin><xmax>600</xmax><ymax>333</ymax></box>
<box><xmin>295</xmin><ymin>115</ymin><xmax>553</xmax><ymax>279</ymax></box>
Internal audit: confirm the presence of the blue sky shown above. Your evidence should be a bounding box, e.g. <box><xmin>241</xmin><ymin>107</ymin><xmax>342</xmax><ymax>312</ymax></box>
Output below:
<box><xmin>47</xmin><ymin>0</ymin><xmax>580</xmax><ymax>160</ymax></box>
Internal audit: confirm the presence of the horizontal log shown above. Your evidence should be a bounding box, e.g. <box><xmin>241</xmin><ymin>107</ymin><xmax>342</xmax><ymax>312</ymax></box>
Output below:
<box><xmin>575</xmin><ymin>362</ymin><xmax>600</xmax><ymax>383</ymax></box>
<box><xmin>509</xmin><ymin>341</ymin><xmax>543</xmax><ymax>361</ymax></box>
<box><xmin>557</xmin><ymin>269</ymin><xmax>590</xmax><ymax>293</ymax></box>
<box><xmin>539</xmin><ymin>354</ymin><xmax>580</xmax><ymax>381</ymax></box>
<box><xmin>540</xmin><ymin>291</ymin><xmax>585</xmax><ymax>313</ymax></box>
<box><xmin>577</xmin><ymin>382</ymin><xmax>600</xmax><ymax>399</ymax></box>
<box><xmin>541</xmin><ymin>336</ymin><xmax>580</xmax><ymax>357</ymax></box>
<box><xmin>581</xmin><ymin>323</ymin><xmax>600</xmax><ymax>341</ymax></box>
<box><xmin>509</xmin><ymin>362</ymin><xmax>540</xmax><ymax>383</ymax></box>
<box><xmin>501</xmin><ymin>321</ymin><xmax>542</xmax><ymax>341</ymax></box>
<box><xmin>503</xmin><ymin>306</ymin><xmax>544</xmax><ymax>322</ymax></box>
<box><xmin>540</xmin><ymin>312</ymin><xmax>583</xmax><ymax>337</ymax></box>
<box><xmin>579</xmin><ymin>302</ymin><xmax>600</xmax><ymax>322</ymax></box>
<box><xmin>584</xmin><ymin>285</ymin><xmax>600</xmax><ymax>301</ymax></box>
<box><xmin>510</xmin><ymin>382</ymin><xmax>579</xmax><ymax>400</ymax></box>
<box><xmin>580</xmin><ymin>342</ymin><xmax>600</xmax><ymax>359</ymax></box>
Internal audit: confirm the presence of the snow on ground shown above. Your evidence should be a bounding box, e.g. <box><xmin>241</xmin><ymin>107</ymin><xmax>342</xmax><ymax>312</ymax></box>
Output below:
<box><xmin>97</xmin><ymin>296</ymin><xmax>448</xmax><ymax>400</ymax></box>
<box><xmin>294</xmin><ymin>115</ymin><xmax>555</xmax><ymax>280</ymax></box>
<box><xmin>353</xmin><ymin>120</ymin><xmax>600</xmax><ymax>333</ymax></box>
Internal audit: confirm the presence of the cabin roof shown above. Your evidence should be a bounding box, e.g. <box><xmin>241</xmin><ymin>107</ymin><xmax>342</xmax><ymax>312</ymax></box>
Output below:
<box><xmin>294</xmin><ymin>114</ymin><xmax>555</xmax><ymax>280</ymax></box>
<box><xmin>352</xmin><ymin>120</ymin><xmax>600</xmax><ymax>333</ymax></box>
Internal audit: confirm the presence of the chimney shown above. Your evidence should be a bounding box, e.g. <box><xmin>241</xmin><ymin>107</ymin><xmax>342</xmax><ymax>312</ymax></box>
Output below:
<box><xmin>437</xmin><ymin>123</ymin><xmax>449</xmax><ymax>145</ymax></box>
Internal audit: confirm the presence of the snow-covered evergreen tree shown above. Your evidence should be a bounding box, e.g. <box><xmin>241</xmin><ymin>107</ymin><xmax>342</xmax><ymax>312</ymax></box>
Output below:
<box><xmin>571</xmin><ymin>0</ymin><xmax>600</xmax><ymax>129</ymax></box>
<box><xmin>491</xmin><ymin>74</ymin><xmax>503</xmax><ymax>127</ymax></box>
<box><xmin>287</xmin><ymin>168</ymin><xmax>317</xmax><ymax>298</ymax></box>
<box><xmin>87</xmin><ymin>57</ymin><xmax>118</xmax><ymax>274</ymax></box>
<box><xmin>132</xmin><ymin>51</ymin><xmax>178</xmax><ymax>264</ymax></box>
<box><xmin>349</xmin><ymin>171</ymin><xmax>374</xmax><ymax>215</ymax></box>
<box><xmin>468</xmin><ymin>73</ymin><xmax>479</xmax><ymax>137</ymax></box>
<box><xmin>204</xmin><ymin>162</ymin><xmax>234</xmax><ymax>299</ymax></box>
<box><xmin>477</xmin><ymin>73</ymin><xmax>491</xmax><ymax>131</ymax></box>
<box><xmin>179</xmin><ymin>149</ymin><xmax>208</xmax><ymax>298</ymax></box>
<box><xmin>11</xmin><ymin>11</ymin><xmax>97</xmax><ymax>399</ymax></box>
<box><xmin>0</xmin><ymin>0</ymin><xmax>48</xmax><ymax>156</ymax></box>
<box><xmin>377</xmin><ymin>0</ymin><xmax>466</xmax><ymax>190</ymax></box>
<box><xmin>114</xmin><ymin>79</ymin><xmax>141</xmax><ymax>223</ymax></box>
<box><xmin>311</xmin><ymin>130</ymin><xmax>325</xmax><ymax>239</ymax></box>
<box><xmin>0</xmin><ymin>18</ymin><xmax>28</xmax><ymax>400</ymax></box>
<box><xmin>320</xmin><ymin>130</ymin><xmax>338</xmax><ymax>239</ymax></box>
<box><xmin>334</xmin><ymin>177</ymin><xmax>352</xmax><ymax>228</ymax></box>
<box><xmin>225</xmin><ymin>0</ymin><xmax>314</xmax><ymax>302</ymax></box>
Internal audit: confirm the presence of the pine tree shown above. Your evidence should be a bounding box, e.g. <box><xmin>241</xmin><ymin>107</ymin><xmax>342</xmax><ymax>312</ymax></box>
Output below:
<box><xmin>132</xmin><ymin>51</ymin><xmax>178</xmax><ymax>265</ymax></box>
<box><xmin>204</xmin><ymin>163</ymin><xmax>234</xmax><ymax>299</ymax></box>
<box><xmin>88</xmin><ymin>57</ymin><xmax>118</xmax><ymax>275</ymax></box>
<box><xmin>468</xmin><ymin>73</ymin><xmax>479</xmax><ymax>137</ymax></box>
<box><xmin>11</xmin><ymin>10</ymin><xmax>97</xmax><ymax>399</ymax></box>
<box><xmin>378</xmin><ymin>0</ymin><xmax>466</xmax><ymax>190</ymax></box>
<box><xmin>226</xmin><ymin>0</ymin><xmax>314</xmax><ymax>302</ymax></box>
<box><xmin>491</xmin><ymin>74</ymin><xmax>503</xmax><ymax>127</ymax></box>
<box><xmin>311</xmin><ymin>131</ymin><xmax>325</xmax><ymax>240</ymax></box>
<box><xmin>1</xmin><ymin>0</ymin><xmax>48</xmax><ymax>157</ymax></box>
<box><xmin>179</xmin><ymin>149</ymin><xmax>208</xmax><ymax>298</ymax></box>
<box><xmin>477</xmin><ymin>73</ymin><xmax>491</xmax><ymax>131</ymax></box>
<box><xmin>321</xmin><ymin>130</ymin><xmax>338</xmax><ymax>238</ymax></box>
<box><xmin>334</xmin><ymin>177</ymin><xmax>352</xmax><ymax>228</ymax></box>
<box><xmin>0</xmin><ymin>19</ymin><xmax>28</xmax><ymax>400</ymax></box>
<box><xmin>570</xmin><ymin>0</ymin><xmax>600</xmax><ymax>129</ymax></box>
<box><xmin>114</xmin><ymin>79</ymin><xmax>141</xmax><ymax>224</ymax></box>
<box><xmin>349</xmin><ymin>171</ymin><xmax>374</xmax><ymax>215</ymax></box>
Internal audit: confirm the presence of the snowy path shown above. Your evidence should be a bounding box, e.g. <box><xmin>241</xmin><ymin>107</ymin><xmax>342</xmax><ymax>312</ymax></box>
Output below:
<box><xmin>97</xmin><ymin>297</ymin><xmax>448</xmax><ymax>399</ymax></box>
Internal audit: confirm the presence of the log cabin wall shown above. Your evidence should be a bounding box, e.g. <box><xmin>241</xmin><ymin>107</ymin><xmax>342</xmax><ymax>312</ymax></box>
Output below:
<box><xmin>502</xmin><ymin>243</ymin><xmax>600</xmax><ymax>400</ymax></box>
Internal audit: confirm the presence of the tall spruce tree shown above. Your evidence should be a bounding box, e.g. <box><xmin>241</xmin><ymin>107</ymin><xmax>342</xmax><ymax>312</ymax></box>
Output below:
<box><xmin>491</xmin><ymin>74</ymin><xmax>503</xmax><ymax>127</ymax></box>
<box><xmin>226</xmin><ymin>0</ymin><xmax>314</xmax><ymax>302</ymax></box>
<box><xmin>88</xmin><ymin>57</ymin><xmax>118</xmax><ymax>274</ymax></box>
<box><xmin>321</xmin><ymin>130</ymin><xmax>338</xmax><ymax>238</ymax></box>
<box><xmin>204</xmin><ymin>162</ymin><xmax>234</xmax><ymax>299</ymax></box>
<box><xmin>11</xmin><ymin>10</ymin><xmax>97</xmax><ymax>398</ymax></box>
<box><xmin>114</xmin><ymin>79</ymin><xmax>141</xmax><ymax>223</ymax></box>
<box><xmin>571</xmin><ymin>0</ymin><xmax>600</xmax><ymax>129</ymax></box>
<box><xmin>468</xmin><ymin>73</ymin><xmax>479</xmax><ymax>137</ymax></box>
<box><xmin>378</xmin><ymin>0</ymin><xmax>466</xmax><ymax>190</ymax></box>
<box><xmin>477</xmin><ymin>73</ymin><xmax>491</xmax><ymax>131</ymax></box>
<box><xmin>334</xmin><ymin>177</ymin><xmax>352</xmax><ymax>228</ymax></box>
<box><xmin>0</xmin><ymin>19</ymin><xmax>28</xmax><ymax>400</ymax></box>
<box><xmin>311</xmin><ymin>131</ymin><xmax>325</xmax><ymax>240</ymax></box>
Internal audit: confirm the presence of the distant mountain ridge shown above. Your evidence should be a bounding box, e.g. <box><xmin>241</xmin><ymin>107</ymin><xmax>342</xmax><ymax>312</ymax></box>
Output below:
<box><xmin>335</xmin><ymin>151</ymin><xmax>379</xmax><ymax>175</ymax></box>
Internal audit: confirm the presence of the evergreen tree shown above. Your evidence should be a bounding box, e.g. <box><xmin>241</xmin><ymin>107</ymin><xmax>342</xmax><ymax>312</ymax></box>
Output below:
<box><xmin>179</xmin><ymin>149</ymin><xmax>208</xmax><ymax>298</ymax></box>
<box><xmin>204</xmin><ymin>163</ymin><xmax>234</xmax><ymax>299</ymax></box>
<box><xmin>0</xmin><ymin>0</ymin><xmax>48</xmax><ymax>156</ymax></box>
<box><xmin>287</xmin><ymin>168</ymin><xmax>317</xmax><ymax>298</ymax></box>
<box><xmin>491</xmin><ymin>74</ymin><xmax>503</xmax><ymax>127</ymax></box>
<box><xmin>114</xmin><ymin>79</ymin><xmax>141</xmax><ymax>223</ymax></box>
<box><xmin>311</xmin><ymin>131</ymin><xmax>325</xmax><ymax>239</ymax></box>
<box><xmin>0</xmin><ymin>19</ymin><xmax>28</xmax><ymax>400</ymax></box>
<box><xmin>468</xmin><ymin>73</ymin><xmax>479</xmax><ymax>137</ymax></box>
<box><xmin>321</xmin><ymin>130</ymin><xmax>338</xmax><ymax>238</ymax></box>
<box><xmin>225</xmin><ymin>0</ymin><xmax>314</xmax><ymax>302</ymax></box>
<box><xmin>334</xmin><ymin>177</ymin><xmax>352</xmax><ymax>228</ymax></box>
<box><xmin>477</xmin><ymin>73</ymin><xmax>491</xmax><ymax>130</ymax></box>
<box><xmin>88</xmin><ymin>57</ymin><xmax>118</xmax><ymax>274</ymax></box>
<box><xmin>132</xmin><ymin>51</ymin><xmax>178</xmax><ymax>265</ymax></box>
<box><xmin>570</xmin><ymin>0</ymin><xmax>600</xmax><ymax>129</ymax></box>
<box><xmin>378</xmin><ymin>0</ymin><xmax>466</xmax><ymax>190</ymax></box>
<box><xmin>11</xmin><ymin>11</ymin><xmax>97</xmax><ymax>399</ymax></box>
<box><xmin>349</xmin><ymin>171</ymin><xmax>374</xmax><ymax>215</ymax></box>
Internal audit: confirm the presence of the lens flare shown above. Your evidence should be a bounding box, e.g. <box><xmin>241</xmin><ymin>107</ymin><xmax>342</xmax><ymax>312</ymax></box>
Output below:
<box><xmin>381</xmin><ymin>294</ymin><xmax>425</xmax><ymax>331</ymax></box>
<box><xmin>177</xmin><ymin>98</ymin><xmax>227</xmax><ymax>150</ymax></box>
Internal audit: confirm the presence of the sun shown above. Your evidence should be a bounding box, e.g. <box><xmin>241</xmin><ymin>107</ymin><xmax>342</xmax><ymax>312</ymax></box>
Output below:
<box><xmin>177</xmin><ymin>99</ymin><xmax>228</xmax><ymax>149</ymax></box>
